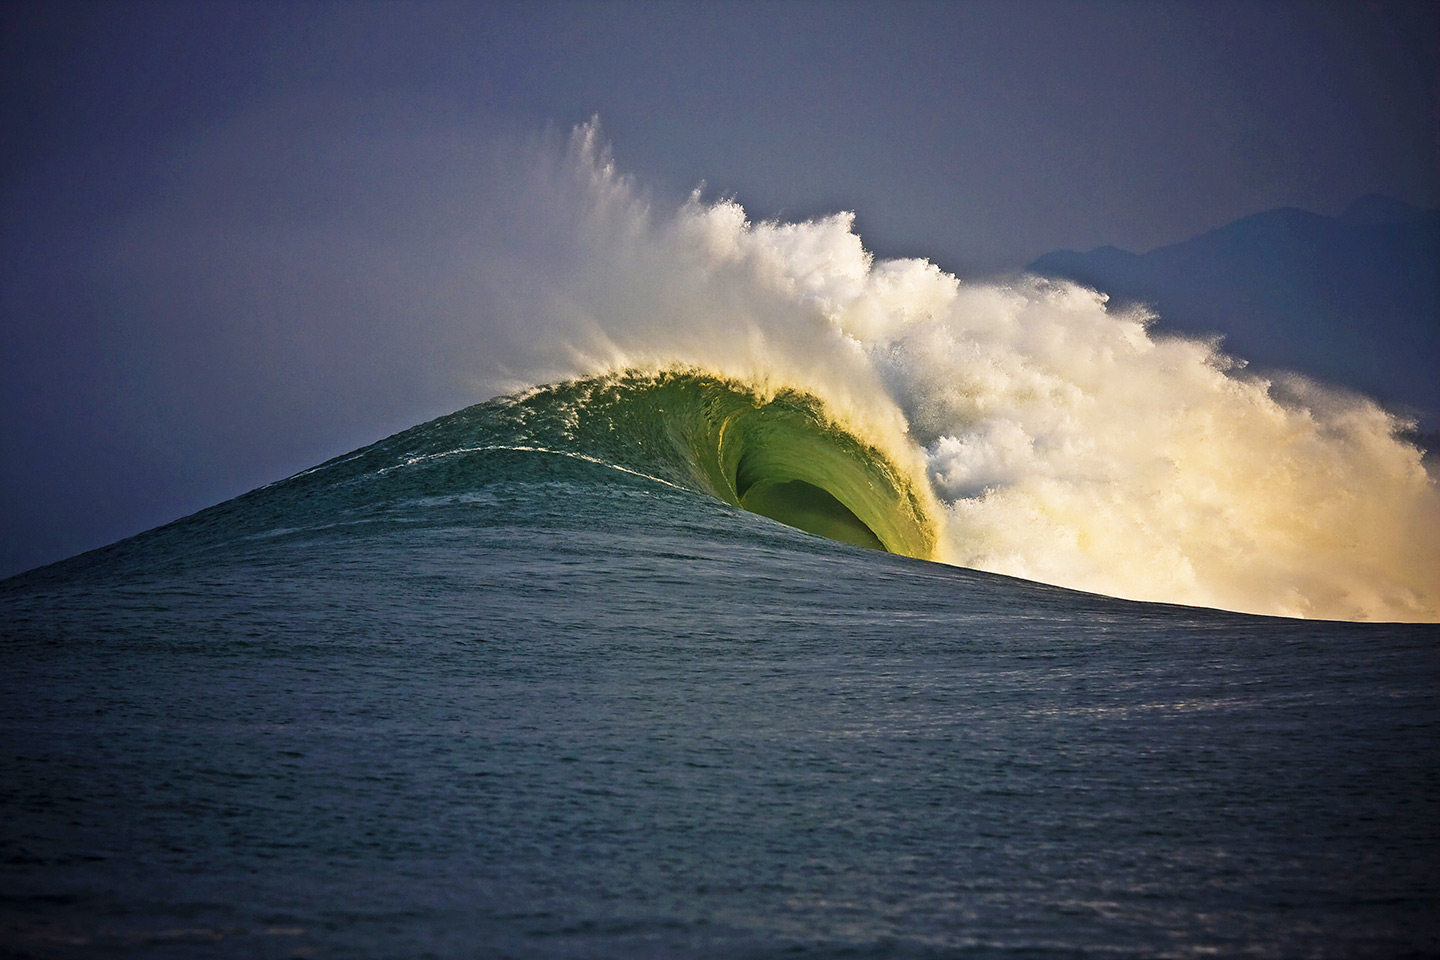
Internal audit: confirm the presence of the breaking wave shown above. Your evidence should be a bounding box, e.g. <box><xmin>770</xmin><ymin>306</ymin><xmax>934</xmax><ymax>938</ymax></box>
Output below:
<box><xmin>446</xmin><ymin>122</ymin><xmax>1438</xmax><ymax>622</ymax></box>
<box><xmin>57</xmin><ymin>118</ymin><xmax>1440</xmax><ymax>623</ymax></box>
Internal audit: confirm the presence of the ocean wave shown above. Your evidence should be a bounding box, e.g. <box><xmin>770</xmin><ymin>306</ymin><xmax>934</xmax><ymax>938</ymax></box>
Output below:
<box><xmin>437</xmin><ymin>123</ymin><xmax>1437</xmax><ymax>622</ymax></box>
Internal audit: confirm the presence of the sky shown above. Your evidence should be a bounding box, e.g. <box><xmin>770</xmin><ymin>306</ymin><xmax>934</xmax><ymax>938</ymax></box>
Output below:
<box><xmin>2</xmin><ymin>0</ymin><xmax>1437</xmax><ymax>578</ymax></box>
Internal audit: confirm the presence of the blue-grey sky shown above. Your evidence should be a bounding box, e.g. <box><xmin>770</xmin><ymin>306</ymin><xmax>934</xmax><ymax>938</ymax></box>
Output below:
<box><xmin>3</xmin><ymin>0</ymin><xmax>1437</xmax><ymax>577</ymax></box>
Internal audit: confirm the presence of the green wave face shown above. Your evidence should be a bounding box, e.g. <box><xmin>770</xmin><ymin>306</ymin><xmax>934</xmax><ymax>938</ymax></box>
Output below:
<box><xmin>20</xmin><ymin>370</ymin><xmax>939</xmax><ymax>581</ymax></box>
<box><xmin>518</xmin><ymin>371</ymin><xmax>938</xmax><ymax>559</ymax></box>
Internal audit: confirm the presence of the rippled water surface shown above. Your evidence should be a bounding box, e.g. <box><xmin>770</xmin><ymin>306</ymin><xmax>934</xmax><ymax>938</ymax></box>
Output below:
<box><xmin>3</xmin><ymin>425</ymin><xmax>1437</xmax><ymax>959</ymax></box>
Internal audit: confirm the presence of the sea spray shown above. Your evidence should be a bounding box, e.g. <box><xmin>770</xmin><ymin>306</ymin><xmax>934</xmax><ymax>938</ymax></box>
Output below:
<box><xmin>467</xmin><ymin>122</ymin><xmax>1439</xmax><ymax>621</ymax></box>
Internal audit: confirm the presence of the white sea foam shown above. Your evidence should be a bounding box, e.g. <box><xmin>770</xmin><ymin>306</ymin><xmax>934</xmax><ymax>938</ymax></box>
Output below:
<box><xmin>475</xmin><ymin>122</ymin><xmax>1439</xmax><ymax>621</ymax></box>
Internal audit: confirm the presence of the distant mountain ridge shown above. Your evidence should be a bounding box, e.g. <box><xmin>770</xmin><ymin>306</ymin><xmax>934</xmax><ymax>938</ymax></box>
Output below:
<box><xmin>1027</xmin><ymin>195</ymin><xmax>1439</xmax><ymax>430</ymax></box>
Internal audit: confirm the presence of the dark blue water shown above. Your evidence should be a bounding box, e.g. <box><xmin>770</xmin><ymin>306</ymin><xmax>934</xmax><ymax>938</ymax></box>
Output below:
<box><xmin>3</xmin><ymin>386</ymin><xmax>1438</xmax><ymax>958</ymax></box>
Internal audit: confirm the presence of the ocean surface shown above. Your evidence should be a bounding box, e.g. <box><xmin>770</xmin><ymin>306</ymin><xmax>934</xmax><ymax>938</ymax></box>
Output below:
<box><xmin>2</xmin><ymin>371</ymin><xmax>1437</xmax><ymax>958</ymax></box>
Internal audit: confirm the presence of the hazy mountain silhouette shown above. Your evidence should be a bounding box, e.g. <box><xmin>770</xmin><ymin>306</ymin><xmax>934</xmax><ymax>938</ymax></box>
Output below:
<box><xmin>1028</xmin><ymin>195</ymin><xmax>1439</xmax><ymax>432</ymax></box>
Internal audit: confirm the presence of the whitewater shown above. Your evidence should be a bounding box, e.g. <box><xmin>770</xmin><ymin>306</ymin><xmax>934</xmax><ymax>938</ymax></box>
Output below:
<box><xmin>457</xmin><ymin>123</ymin><xmax>1437</xmax><ymax>622</ymax></box>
